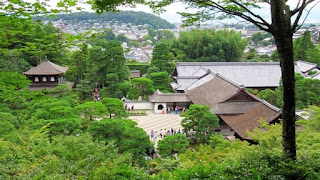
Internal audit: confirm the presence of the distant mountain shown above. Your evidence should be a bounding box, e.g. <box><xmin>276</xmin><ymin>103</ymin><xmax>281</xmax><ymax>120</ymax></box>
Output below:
<box><xmin>38</xmin><ymin>11</ymin><xmax>175</xmax><ymax>30</ymax></box>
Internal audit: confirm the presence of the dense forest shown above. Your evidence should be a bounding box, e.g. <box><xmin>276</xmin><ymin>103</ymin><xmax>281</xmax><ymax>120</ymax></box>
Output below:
<box><xmin>36</xmin><ymin>11</ymin><xmax>175</xmax><ymax>30</ymax></box>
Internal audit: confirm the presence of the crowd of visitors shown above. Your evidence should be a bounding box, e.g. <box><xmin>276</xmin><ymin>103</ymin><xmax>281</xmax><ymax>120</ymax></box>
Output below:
<box><xmin>150</xmin><ymin>128</ymin><xmax>184</xmax><ymax>142</ymax></box>
<box><xmin>165</xmin><ymin>106</ymin><xmax>187</xmax><ymax>114</ymax></box>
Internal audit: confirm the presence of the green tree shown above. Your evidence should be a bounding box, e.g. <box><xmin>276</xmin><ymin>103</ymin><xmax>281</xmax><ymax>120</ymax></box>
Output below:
<box><xmin>0</xmin><ymin>112</ymin><xmax>19</xmax><ymax>138</ymax></box>
<box><xmin>65</xmin><ymin>44</ymin><xmax>88</xmax><ymax>84</ymax></box>
<box><xmin>49</xmin><ymin>118</ymin><xmax>82</xmax><ymax>137</ymax></box>
<box><xmin>258</xmin><ymin>74</ymin><xmax>320</xmax><ymax>110</ymax></box>
<box><xmin>294</xmin><ymin>31</ymin><xmax>320</xmax><ymax>64</ymax></box>
<box><xmin>74</xmin><ymin>102</ymin><xmax>108</xmax><ymax>120</ymax></box>
<box><xmin>148</xmin><ymin>28</ymin><xmax>156</xmax><ymax>37</ymax></box>
<box><xmin>101</xmin><ymin>97</ymin><xmax>128</xmax><ymax>118</ymax></box>
<box><xmin>156</xmin><ymin>30</ymin><xmax>175</xmax><ymax>41</ymax></box>
<box><xmin>127</xmin><ymin>88</ymin><xmax>140</xmax><ymax>100</ymax></box>
<box><xmin>157</xmin><ymin>134</ymin><xmax>189</xmax><ymax>157</ymax></box>
<box><xmin>88</xmin><ymin>119</ymin><xmax>152</xmax><ymax>161</ymax></box>
<box><xmin>150</xmin><ymin>42</ymin><xmax>175</xmax><ymax>74</ymax></box>
<box><xmin>171</xmin><ymin>29</ymin><xmax>246</xmax><ymax>62</ymax></box>
<box><xmin>117</xmin><ymin>81</ymin><xmax>131</xmax><ymax>98</ymax></box>
<box><xmin>100</xmin><ymin>28</ymin><xmax>116</xmax><ymax>41</ymax></box>
<box><xmin>0</xmin><ymin>49</ymin><xmax>30</xmax><ymax>72</ymax></box>
<box><xmin>258</xmin><ymin>88</ymin><xmax>283</xmax><ymax>108</ymax></box>
<box><xmin>79</xmin><ymin>39</ymin><xmax>129</xmax><ymax>97</ymax></box>
<box><xmin>182</xmin><ymin>104</ymin><xmax>219</xmax><ymax>143</ymax></box>
<box><xmin>129</xmin><ymin>77</ymin><xmax>155</xmax><ymax>100</ymax></box>
<box><xmin>105</xmin><ymin>73</ymin><xmax>119</xmax><ymax>97</ymax></box>
<box><xmin>148</xmin><ymin>71</ymin><xmax>171</xmax><ymax>92</ymax></box>
<box><xmin>116</xmin><ymin>34</ymin><xmax>128</xmax><ymax>42</ymax></box>
<box><xmin>251</xmin><ymin>32</ymin><xmax>265</xmax><ymax>44</ymax></box>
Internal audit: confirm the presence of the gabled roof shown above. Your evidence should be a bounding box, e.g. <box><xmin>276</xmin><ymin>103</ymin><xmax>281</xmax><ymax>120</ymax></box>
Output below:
<box><xmin>23</xmin><ymin>60</ymin><xmax>68</xmax><ymax>75</ymax></box>
<box><xmin>220</xmin><ymin>103</ymin><xmax>281</xmax><ymax>139</ymax></box>
<box><xmin>192</xmin><ymin>67</ymin><xmax>210</xmax><ymax>77</ymax></box>
<box><xmin>149</xmin><ymin>90</ymin><xmax>190</xmax><ymax>103</ymax></box>
<box><xmin>186</xmin><ymin>74</ymin><xmax>239</xmax><ymax>108</ymax></box>
<box><xmin>211</xmin><ymin>88</ymin><xmax>281</xmax><ymax>114</ymax></box>
<box><xmin>186</xmin><ymin>74</ymin><xmax>281</xmax><ymax>140</ymax></box>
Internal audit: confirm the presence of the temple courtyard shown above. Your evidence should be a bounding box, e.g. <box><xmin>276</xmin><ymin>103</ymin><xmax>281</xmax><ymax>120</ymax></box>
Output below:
<box><xmin>129</xmin><ymin>111</ymin><xmax>184</xmax><ymax>136</ymax></box>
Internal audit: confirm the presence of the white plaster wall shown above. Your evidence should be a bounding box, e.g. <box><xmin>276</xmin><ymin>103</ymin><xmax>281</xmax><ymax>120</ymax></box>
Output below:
<box><xmin>124</xmin><ymin>101</ymin><xmax>153</xmax><ymax>110</ymax></box>
<box><xmin>154</xmin><ymin>103</ymin><xmax>167</xmax><ymax>114</ymax></box>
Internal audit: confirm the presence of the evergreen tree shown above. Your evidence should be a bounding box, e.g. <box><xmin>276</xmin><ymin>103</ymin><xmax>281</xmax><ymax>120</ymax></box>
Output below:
<box><xmin>150</xmin><ymin>42</ymin><xmax>175</xmax><ymax>74</ymax></box>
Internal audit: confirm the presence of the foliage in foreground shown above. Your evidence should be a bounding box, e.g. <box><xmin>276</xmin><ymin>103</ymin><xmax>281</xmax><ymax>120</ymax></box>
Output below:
<box><xmin>1</xmin><ymin>73</ymin><xmax>320</xmax><ymax>179</ymax></box>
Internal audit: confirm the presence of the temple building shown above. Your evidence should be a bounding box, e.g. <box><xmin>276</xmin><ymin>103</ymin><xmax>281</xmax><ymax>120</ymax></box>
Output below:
<box><xmin>186</xmin><ymin>73</ymin><xmax>281</xmax><ymax>140</ymax></box>
<box><xmin>23</xmin><ymin>60</ymin><xmax>72</xmax><ymax>90</ymax></box>
<box><xmin>171</xmin><ymin>61</ymin><xmax>320</xmax><ymax>93</ymax></box>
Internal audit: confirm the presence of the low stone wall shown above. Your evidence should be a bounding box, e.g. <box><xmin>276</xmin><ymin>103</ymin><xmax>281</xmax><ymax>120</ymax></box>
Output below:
<box><xmin>124</xmin><ymin>101</ymin><xmax>153</xmax><ymax>110</ymax></box>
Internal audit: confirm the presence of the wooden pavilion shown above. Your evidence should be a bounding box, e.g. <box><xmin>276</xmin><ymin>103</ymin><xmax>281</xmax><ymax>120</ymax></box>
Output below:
<box><xmin>23</xmin><ymin>60</ymin><xmax>71</xmax><ymax>90</ymax></box>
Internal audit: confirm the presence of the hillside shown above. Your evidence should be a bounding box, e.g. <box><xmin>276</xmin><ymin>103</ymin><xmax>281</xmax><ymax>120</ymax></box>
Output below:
<box><xmin>38</xmin><ymin>11</ymin><xmax>175</xmax><ymax>30</ymax></box>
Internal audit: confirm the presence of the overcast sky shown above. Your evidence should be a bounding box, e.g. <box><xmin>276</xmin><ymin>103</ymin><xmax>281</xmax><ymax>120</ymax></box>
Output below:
<box><xmin>45</xmin><ymin>1</ymin><xmax>320</xmax><ymax>24</ymax></box>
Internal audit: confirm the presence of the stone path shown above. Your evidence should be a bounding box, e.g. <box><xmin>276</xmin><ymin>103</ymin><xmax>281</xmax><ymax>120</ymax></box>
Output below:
<box><xmin>130</xmin><ymin>111</ymin><xmax>184</xmax><ymax>150</ymax></box>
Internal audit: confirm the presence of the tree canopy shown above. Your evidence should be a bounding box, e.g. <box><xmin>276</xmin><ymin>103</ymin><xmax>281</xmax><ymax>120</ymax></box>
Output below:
<box><xmin>182</xmin><ymin>104</ymin><xmax>220</xmax><ymax>143</ymax></box>
<box><xmin>172</xmin><ymin>29</ymin><xmax>246</xmax><ymax>62</ymax></box>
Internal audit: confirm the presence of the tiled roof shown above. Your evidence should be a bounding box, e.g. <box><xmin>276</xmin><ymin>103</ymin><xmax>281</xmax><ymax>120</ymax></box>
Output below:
<box><xmin>295</xmin><ymin>60</ymin><xmax>317</xmax><ymax>73</ymax></box>
<box><xmin>186</xmin><ymin>74</ymin><xmax>239</xmax><ymax>108</ymax></box>
<box><xmin>186</xmin><ymin>74</ymin><xmax>281</xmax><ymax>140</ymax></box>
<box><xmin>186</xmin><ymin>73</ymin><xmax>215</xmax><ymax>90</ymax></box>
<box><xmin>220</xmin><ymin>103</ymin><xmax>281</xmax><ymax>139</ymax></box>
<box><xmin>23</xmin><ymin>60</ymin><xmax>68</xmax><ymax>75</ymax></box>
<box><xmin>149</xmin><ymin>90</ymin><xmax>190</xmax><ymax>103</ymax></box>
<box><xmin>175</xmin><ymin>62</ymin><xmax>282</xmax><ymax>88</ymax></box>
<box><xmin>211</xmin><ymin>101</ymin><xmax>261</xmax><ymax>114</ymax></box>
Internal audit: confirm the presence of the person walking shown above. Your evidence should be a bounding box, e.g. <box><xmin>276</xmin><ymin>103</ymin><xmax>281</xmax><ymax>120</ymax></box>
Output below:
<box><xmin>150</xmin><ymin>130</ymin><xmax>154</xmax><ymax>141</ymax></box>
<box><xmin>93</xmin><ymin>87</ymin><xmax>100</xmax><ymax>102</ymax></box>
<box><xmin>154</xmin><ymin>131</ymin><xmax>158</xmax><ymax>142</ymax></box>
<box><xmin>159</xmin><ymin>129</ymin><xmax>163</xmax><ymax>139</ymax></box>
<box><xmin>175</xmin><ymin>106</ymin><xmax>179</xmax><ymax>114</ymax></box>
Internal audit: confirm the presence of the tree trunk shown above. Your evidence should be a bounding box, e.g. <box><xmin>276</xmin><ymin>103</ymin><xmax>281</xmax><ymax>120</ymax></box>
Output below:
<box><xmin>271</xmin><ymin>0</ymin><xmax>296</xmax><ymax>160</ymax></box>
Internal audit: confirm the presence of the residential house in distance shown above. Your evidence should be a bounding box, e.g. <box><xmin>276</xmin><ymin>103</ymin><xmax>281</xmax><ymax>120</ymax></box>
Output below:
<box><xmin>23</xmin><ymin>60</ymin><xmax>73</xmax><ymax>90</ymax></box>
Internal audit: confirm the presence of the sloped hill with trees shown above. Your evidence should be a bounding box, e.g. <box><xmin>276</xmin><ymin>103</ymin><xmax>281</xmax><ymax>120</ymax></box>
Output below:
<box><xmin>38</xmin><ymin>11</ymin><xmax>175</xmax><ymax>30</ymax></box>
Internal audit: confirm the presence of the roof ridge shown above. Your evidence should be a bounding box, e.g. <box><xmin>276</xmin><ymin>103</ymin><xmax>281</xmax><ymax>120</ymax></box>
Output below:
<box><xmin>185</xmin><ymin>72</ymin><xmax>216</xmax><ymax>90</ymax></box>
<box><xmin>47</xmin><ymin>61</ymin><xmax>65</xmax><ymax>73</ymax></box>
<box><xmin>296</xmin><ymin>60</ymin><xmax>318</xmax><ymax>66</ymax></box>
<box><xmin>176</xmin><ymin>61</ymin><xmax>281</xmax><ymax>66</ymax></box>
<box><xmin>242</xmin><ymin>88</ymin><xmax>282</xmax><ymax>112</ymax></box>
<box><xmin>215</xmin><ymin>73</ymin><xmax>240</xmax><ymax>87</ymax></box>
<box><xmin>261</xmin><ymin>99</ymin><xmax>282</xmax><ymax>112</ymax></box>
